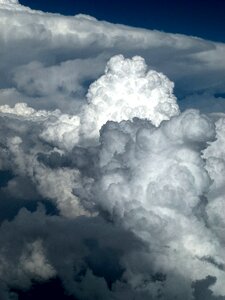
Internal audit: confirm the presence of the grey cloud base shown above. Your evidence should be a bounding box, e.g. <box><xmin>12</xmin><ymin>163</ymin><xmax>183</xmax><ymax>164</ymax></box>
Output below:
<box><xmin>0</xmin><ymin>1</ymin><xmax>225</xmax><ymax>299</ymax></box>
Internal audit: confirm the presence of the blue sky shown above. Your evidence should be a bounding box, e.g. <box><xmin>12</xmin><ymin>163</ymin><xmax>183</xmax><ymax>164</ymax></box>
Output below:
<box><xmin>20</xmin><ymin>0</ymin><xmax>225</xmax><ymax>42</ymax></box>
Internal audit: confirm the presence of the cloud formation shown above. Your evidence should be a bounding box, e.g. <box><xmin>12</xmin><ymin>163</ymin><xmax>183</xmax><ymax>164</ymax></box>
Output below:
<box><xmin>81</xmin><ymin>55</ymin><xmax>179</xmax><ymax>140</ymax></box>
<box><xmin>0</xmin><ymin>0</ymin><xmax>225</xmax><ymax>113</ymax></box>
<box><xmin>0</xmin><ymin>54</ymin><xmax>225</xmax><ymax>299</ymax></box>
<box><xmin>0</xmin><ymin>1</ymin><xmax>225</xmax><ymax>300</ymax></box>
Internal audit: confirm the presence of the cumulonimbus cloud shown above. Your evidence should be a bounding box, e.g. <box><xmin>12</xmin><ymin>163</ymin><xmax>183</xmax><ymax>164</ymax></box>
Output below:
<box><xmin>0</xmin><ymin>54</ymin><xmax>225</xmax><ymax>299</ymax></box>
<box><xmin>0</xmin><ymin>1</ymin><xmax>225</xmax><ymax>300</ymax></box>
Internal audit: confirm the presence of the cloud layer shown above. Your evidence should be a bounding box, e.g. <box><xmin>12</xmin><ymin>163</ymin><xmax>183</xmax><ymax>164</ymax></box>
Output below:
<box><xmin>0</xmin><ymin>0</ymin><xmax>225</xmax><ymax>113</ymax></box>
<box><xmin>0</xmin><ymin>1</ymin><xmax>225</xmax><ymax>300</ymax></box>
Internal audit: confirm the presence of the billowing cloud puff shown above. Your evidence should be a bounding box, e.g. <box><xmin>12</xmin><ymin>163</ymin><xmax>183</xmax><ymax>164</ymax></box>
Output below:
<box><xmin>81</xmin><ymin>55</ymin><xmax>179</xmax><ymax>139</ymax></box>
<box><xmin>0</xmin><ymin>1</ymin><xmax>225</xmax><ymax>299</ymax></box>
<box><xmin>90</xmin><ymin>111</ymin><xmax>225</xmax><ymax>298</ymax></box>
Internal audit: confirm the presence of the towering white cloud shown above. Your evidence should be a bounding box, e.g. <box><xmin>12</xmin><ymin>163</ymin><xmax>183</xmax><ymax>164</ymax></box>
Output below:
<box><xmin>81</xmin><ymin>55</ymin><xmax>179</xmax><ymax>140</ymax></box>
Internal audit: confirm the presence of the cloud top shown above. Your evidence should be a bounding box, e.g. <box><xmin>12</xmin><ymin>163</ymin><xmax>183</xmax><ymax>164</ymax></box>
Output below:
<box><xmin>0</xmin><ymin>0</ymin><xmax>18</xmax><ymax>4</ymax></box>
<box><xmin>82</xmin><ymin>55</ymin><xmax>179</xmax><ymax>140</ymax></box>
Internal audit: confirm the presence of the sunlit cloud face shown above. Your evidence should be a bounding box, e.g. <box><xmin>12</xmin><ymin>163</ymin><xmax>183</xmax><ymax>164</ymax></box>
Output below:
<box><xmin>0</xmin><ymin>1</ymin><xmax>225</xmax><ymax>300</ymax></box>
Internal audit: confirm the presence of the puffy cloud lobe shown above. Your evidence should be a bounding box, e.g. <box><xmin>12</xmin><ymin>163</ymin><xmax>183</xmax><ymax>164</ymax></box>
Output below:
<box><xmin>40</xmin><ymin>114</ymin><xmax>81</xmax><ymax>152</ymax></box>
<box><xmin>0</xmin><ymin>105</ymin><xmax>88</xmax><ymax>218</ymax></box>
<box><xmin>81</xmin><ymin>55</ymin><xmax>179</xmax><ymax>140</ymax></box>
<box><xmin>92</xmin><ymin>111</ymin><xmax>225</xmax><ymax>298</ymax></box>
<box><xmin>0</xmin><ymin>103</ymin><xmax>80</xmax><ymax>151</ymax></box>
